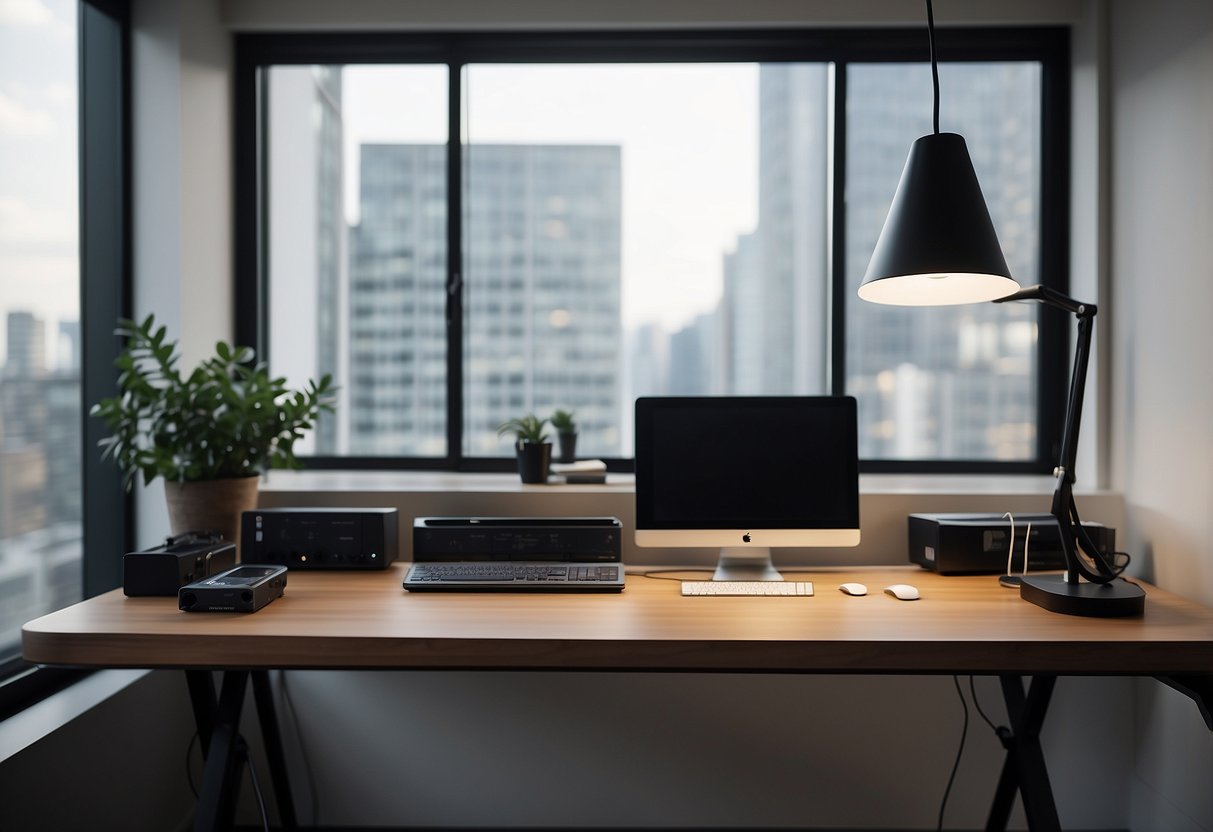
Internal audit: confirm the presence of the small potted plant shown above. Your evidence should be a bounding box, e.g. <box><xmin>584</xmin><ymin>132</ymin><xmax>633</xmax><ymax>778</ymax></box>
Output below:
<box><xmin>550</xmin><ymin>408</ymin><xmax>578</xmax><ymax>463</ymax></box>
<box><xmin>90</xmin><ymin>315</ymin><xmax>335</xmax><ymax>554</ymax></box>
<box><xmin>497</xmin><ymin>414</ymin><xmax>551</xmax><ymax>484</ymax></box>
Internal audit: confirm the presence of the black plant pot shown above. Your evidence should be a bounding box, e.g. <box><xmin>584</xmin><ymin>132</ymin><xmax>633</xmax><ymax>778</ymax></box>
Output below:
<box><xmin>515</xmin><ymin>441</ymin><xmax>552</xmax><ymax>484</ymax></box>
<box><xmin>556</xmin><ymin>432</ymin><xmax>578</xmax><ymax>464</ymax></box>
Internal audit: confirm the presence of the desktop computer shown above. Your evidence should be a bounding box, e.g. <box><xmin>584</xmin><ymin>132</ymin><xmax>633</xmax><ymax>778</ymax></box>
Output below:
<box><xmin>634</xmin><ymin>396</ymin><xmax>861</xmax><ymax>594</ymax></box>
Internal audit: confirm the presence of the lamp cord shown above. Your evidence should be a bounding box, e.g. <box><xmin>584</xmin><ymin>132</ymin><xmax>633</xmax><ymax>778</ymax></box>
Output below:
<box><xmin>926</xmin><ymin>0</ymin><xmax>940</xmax><ymax>134</ymax></box>
<box><xmin>937</xmin><ymin>675</ymin><xmax>969</xmax><ymax>831</ymax></box>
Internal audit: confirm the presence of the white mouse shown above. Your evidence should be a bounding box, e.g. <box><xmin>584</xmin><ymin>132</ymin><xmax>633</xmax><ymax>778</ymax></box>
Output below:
<box><xmin>838</xmin><ymin>582</ymin><xmax>868</xmax><ymax>596</ymax></box>
<box><xmin>884</xmin><ymin>584</ymin><xmax>920</xmax><ymax>601</ymax></box>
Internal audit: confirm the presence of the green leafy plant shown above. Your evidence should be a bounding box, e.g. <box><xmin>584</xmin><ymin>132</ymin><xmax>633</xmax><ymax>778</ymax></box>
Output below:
<box><xmin>497</xmin><ymin>414</ymin><xmax>550</xmax><ymax>445</ymax></box>
<box><xmin>550</xmin><ymin>409</ymin><xmax>577</xmax><ymax>434</ymax></box>
<box><xmin>90</xmin><ymin>315</ymin><xmax>336</xmax><ymax>489</ymax></box>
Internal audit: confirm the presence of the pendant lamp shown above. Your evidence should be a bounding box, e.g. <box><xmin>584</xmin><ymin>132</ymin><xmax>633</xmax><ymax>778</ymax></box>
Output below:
<box><xmin>857</xmin><ymin>0</ymin><xmax>1019</xmax><ymax>305</ymax></box>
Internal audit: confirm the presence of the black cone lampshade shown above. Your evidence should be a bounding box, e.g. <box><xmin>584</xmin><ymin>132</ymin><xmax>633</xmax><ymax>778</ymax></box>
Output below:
<box><xmin>858</xmin><ymin>132</ymin><xmax>1019</xmax><ymax>306</ymax></box>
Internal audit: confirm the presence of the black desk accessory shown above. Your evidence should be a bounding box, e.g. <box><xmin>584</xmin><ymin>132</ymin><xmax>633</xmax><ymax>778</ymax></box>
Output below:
<box><xmin>241</xmin><ymin>507</ymin><xmax>398</xmax><ymax>569</ymax></box>
<box><xmin>123</xmin><ymin>531</ymin><xmax>236</xmax><ymax>596</ymax></box>
<box><xmin>909</xmin><ymin>512</ymin><xmax>1115</xmax><ymax>575</ymax></box>
<box><xmin>179</xmin><ymin>564</ymin><xmax>287</xmax><ymax>612</ymax></box>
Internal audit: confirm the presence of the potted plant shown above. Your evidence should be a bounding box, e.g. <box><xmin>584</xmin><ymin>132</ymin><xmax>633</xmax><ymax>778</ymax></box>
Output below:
<box><xmin>550</xmin><ymin>408</ymin><xmax>578</xmax><ymax>463</ymax></box>
<box><xmin>90</xmin><ymin>315</ymin><xmax>335</xmax><ymax>555</ymax></box>
<box><xmin>497</xmin><ymin>414</ymin><xmax>551</xmax><ymax>484</ymax></box>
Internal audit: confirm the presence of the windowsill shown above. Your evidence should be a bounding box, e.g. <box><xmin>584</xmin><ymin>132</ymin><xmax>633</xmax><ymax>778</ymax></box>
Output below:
<box><xmin>0</xmin><ymin>669</ymin><xmax>152</xmax><ymax>764</ymax></box>
<box><xmin>261</xmin><ymin>469</ymin><xmax>1108</xmax><ymax>497</ymax></box>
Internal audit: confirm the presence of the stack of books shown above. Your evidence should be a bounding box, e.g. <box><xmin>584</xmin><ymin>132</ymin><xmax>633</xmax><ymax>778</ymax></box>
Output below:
<box><xmin>549</xmin><ymin>460</ymin><xmax>608</xmax><ymax>484</ymax></box>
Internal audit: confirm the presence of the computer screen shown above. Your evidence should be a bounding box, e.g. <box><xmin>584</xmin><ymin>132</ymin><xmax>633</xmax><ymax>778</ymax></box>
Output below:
<box><xmin>634</xmin><ymin>396</ymin><xmax>860</xmax><ymax>581</ymax></box>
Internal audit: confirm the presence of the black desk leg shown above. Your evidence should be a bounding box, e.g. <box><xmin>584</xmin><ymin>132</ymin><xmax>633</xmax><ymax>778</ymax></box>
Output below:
<box><xmin>252</xmin><ymin>670</ymin><xmax>299</xmax><ymax>829</ymax></box>
<box><xmin>185</xmin><ymin>670</ymin><xmax>217</xmax><ymax>758</ymax></box>
<box><xmin>986</xmin><ymin>675</ymin><xmax>1061</xmax><ymax>832</ymax></box>
<box><xmin>194</xmin><ymin>670</ymin><xmax>249</xmax><ymax>832</ymax></box>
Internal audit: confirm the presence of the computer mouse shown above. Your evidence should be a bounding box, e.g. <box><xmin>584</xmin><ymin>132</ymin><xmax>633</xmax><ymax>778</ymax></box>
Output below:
<box><xmin>884</xmin><ymin>584</ymin><xmax>920</xmax><ymax>601</ymax></box>
<box><xmin>838</xmin><ymin>582</ymin><xmax>868</xmax><ymax>596</ymax></box>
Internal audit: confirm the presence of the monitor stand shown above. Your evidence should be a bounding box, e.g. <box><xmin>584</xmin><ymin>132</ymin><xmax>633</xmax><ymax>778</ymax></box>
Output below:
<box><xmin>713</xmin><ymin>547</ymin><xmax>783</xmax><ymax>582</ymax></box>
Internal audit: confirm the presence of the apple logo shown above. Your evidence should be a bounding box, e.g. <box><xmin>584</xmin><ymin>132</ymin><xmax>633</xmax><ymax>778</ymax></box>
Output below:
<box><xmin>742</xmin><ymin>533</ymin><xmax>752</xmax><ymax>543</ymax></box>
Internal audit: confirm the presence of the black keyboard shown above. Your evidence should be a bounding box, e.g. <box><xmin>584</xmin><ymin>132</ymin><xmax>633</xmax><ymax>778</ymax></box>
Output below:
<box><xmin>403</xmin><ymin>562</ymin><xmax>624</xmax><ymax>592</ymax></box>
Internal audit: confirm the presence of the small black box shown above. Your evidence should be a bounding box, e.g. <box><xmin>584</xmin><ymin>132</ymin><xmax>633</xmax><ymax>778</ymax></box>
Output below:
<box><xmin>413</xmin><ymin>516</ymin><xmax>622</xmax><ymax>562</ymax></box>
<box><xmin>123</xmin><ymin>532</ymin><xmax>238</xmax><ymax>597</ymax></box>
<box><xmin>179</xmin><ymin>564</ymin><xmax>287</xmax><ymax>613</ymax></box>
<box><xmin>909</xmin><ymin>512</ymin><xmax>1116</xmax><ymax>575</ymax></box>
<box><xmin>242</xmin><ymin>507</ymin><xmax>398</xmax><ymax>569</ymax></box>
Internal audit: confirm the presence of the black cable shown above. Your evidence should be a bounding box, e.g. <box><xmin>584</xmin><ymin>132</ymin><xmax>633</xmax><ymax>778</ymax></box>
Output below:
<box><xmin>630</xmin><ymin>569</ymin><xmax>712</xmax><ymax>581</ymax></box>
<box><xmin>245</xmin><ymin>745</ymin><xmax>270</xmax><ymax>832</ymax></box>
<box><xmin>937</xmin><ymin>675</ymin><xmax>969</xmax><ymax>832</ymax></box>
<box><xmin>926</xmin><ymin>0</ymin><xmax>940</xmax><ymax>134</ymax></box>
<box><xmin>969</xmin><ymin>676</ymin><xmax>997</xmax><ymax>733</ymax></box>
<box><xmin>185</xmin><ymin>730</ymin><xmax>200</xmax><ymax>798</ymax></box>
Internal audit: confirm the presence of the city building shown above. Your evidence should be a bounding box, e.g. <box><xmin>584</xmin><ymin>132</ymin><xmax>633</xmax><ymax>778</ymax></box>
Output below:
<box><xmin>349</xmin><ymin>142</ymin><xmax>622</xmax><ymax>457</ymax></box>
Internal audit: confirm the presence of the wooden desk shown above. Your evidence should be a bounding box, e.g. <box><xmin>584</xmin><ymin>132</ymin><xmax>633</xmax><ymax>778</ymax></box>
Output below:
<box><xmin>23</xmin><ymin>565</ymin><xmax>1213</xmax><ymax>831</ymax></box>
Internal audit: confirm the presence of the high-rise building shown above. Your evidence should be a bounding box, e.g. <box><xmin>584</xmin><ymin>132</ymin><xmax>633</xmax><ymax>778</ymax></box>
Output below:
<box><xmin>348</xmin><ymin>143</ymin><xmax>622</xmax><ymax>458</ymax></box>
<box><xmin>668</xmin><ymin>310</ymin><xmax>724</xmax><ymax>396</ymax></box>
<box><xmin>0</xmin><ymin>311</ymin><xmax>82</xmax><ymax>639</ymax></box>
<box><xmin>347</xmin><ymin>143</ymin><xmax>448</xmax><ymax>456</ymax></box>
<box><xmin>719</xmin><ymin>65</ymin><xmax>830</xmax><ymax>397</ymax></box>
<box><xmin>56</xmin><ymin>321</ymin><xmax>80</xmax><ymax>374</ymax></box>
<box><xmin>4</xmin><ymin>311</ymin><xmax>45</xmax><ymax>379</ymax></box>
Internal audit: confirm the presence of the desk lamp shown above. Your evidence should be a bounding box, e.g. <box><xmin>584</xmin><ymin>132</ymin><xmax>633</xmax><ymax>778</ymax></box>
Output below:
<box><xmin>858</xmin><ymin>0</ymin><xmax>1144</xmax><ymax>617</ymax></box>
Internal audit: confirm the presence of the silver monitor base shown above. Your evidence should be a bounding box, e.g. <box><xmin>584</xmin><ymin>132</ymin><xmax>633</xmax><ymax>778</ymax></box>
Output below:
<box><xmin>713</xmin><ymin>547</ymin><xmax>783</xmax><ymax>581</ymax></box>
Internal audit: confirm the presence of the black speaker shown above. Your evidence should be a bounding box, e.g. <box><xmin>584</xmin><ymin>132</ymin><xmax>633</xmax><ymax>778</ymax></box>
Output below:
<box><xmin>123</xmin><ymin>532</ymin><xmax>237</xmax><ymax>596</ymax></box>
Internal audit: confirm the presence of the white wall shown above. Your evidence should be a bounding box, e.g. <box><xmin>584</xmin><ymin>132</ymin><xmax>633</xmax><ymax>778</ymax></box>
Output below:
<box><xmin>220</xmin><ymin>0</ymin><xmax>1086</xmax><ymax>31</ymax></box>
<box><xmin>1107</xmin><ymin>0</ymin><xmax>1213</xmax><ymax>829</ymax></box>
<box><xmin>131</xmin><ymin>0</ymin><xmax>233</xmax><ymax>549</ymax></box>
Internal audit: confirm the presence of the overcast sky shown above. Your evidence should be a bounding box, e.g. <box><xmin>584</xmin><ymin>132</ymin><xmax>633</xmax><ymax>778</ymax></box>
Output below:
<box><xmin>0</xmin><ymin>0</ymin><xmax>77</xmax><ymax>368</ymax></box>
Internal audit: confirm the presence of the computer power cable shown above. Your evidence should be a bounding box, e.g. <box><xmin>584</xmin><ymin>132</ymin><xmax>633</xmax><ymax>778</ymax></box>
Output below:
<box><xmin>936</xmin><ymin>675</ymin><xmax>970</xmax><ymax>832</ymax></box>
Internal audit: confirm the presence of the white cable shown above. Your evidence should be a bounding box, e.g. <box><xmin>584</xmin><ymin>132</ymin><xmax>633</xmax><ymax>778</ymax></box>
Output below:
<box><xmin>1003</xmin><ymin>512</ymin><xmax>1016</xmax><ymax>576</ymax></box>
<box><xmin>1022</xmin><ymin>521</ymin><xmax>1032</xmax><ymax>576</ymax></box>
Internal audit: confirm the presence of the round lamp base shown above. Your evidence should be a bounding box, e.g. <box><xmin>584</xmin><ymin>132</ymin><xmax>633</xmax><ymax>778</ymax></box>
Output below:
<box><xmin>1020</xmin><ymin>574</ymin><xmax>1146</xmax><ymax>617</ymax></box>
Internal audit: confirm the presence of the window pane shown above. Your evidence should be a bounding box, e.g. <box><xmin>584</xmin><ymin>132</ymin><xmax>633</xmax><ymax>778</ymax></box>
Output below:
<box><xmin>463</xmin><ymin>63</ymin><xmax>829</xmax><ymax>458</ymax></box>
<box><xmin>846</xmin><ymin>63</ymin><xmax>1042</xmax><ymax>460</ymax></box>
<box><xmin>0</xmin><ymin>0</ymin><xmax>81</xmax><ymax>659</ymax></box>
<box><xmin>267</xmin><ymin>65</ymin><xmax>448</xmax><ymax>456</ymax></box>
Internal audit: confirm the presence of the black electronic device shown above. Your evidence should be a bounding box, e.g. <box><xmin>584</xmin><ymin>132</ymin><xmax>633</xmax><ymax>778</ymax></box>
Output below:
<box><xmin>412</xmin><ymin>516</ymin><xmax>622</xmax><ymax>562</ymax></box>
<box><xmin>908</xmin><ymin>512</ymin><xmax>1116</xmax><ymax>575</ymax></box>
<box><xmin>241</xmin><ymin>507</ymin><xmax>398</xmax><ymax>569</ymax></box>
<box><xmin>179</xmin><ymin>564</ymin><xmax>287</xmax><ymax>612</ymax></box>
<box><xmin>123</xmin><ymin>532</ymin><xmax>237</xmax><ymax>597</ymax></box>
<box><xmin>634</xmin><ymin>396</ymin><xmax>860</xmax><ymax>582</ymax></box>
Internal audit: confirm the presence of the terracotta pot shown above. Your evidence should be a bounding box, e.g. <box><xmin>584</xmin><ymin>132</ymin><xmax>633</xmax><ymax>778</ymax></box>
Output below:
<box><xmin>163</xmin><ymin>476</ymin><xmax>260</xmax><ymax>560</ymax></box>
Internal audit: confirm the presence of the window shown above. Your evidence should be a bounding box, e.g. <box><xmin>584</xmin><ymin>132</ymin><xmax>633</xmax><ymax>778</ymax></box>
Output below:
<box><xmin>236</xmin><ymin>29</ymin><xmax>1068</xmax><ymax>472</ymax></box>
<box><xmin>0</xmin><ymin>0</ymin><xmax>82</xmax><ymax>669</ymax></box>
<box><xmin>0</xmin><ymin>0</ymin><xmax>128</xmax><ymax>701</ymax></box>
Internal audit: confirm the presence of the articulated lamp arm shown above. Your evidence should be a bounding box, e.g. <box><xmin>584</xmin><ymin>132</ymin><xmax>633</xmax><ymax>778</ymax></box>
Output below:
<box><xmin>993</xmin><ymin>285</ymin><xmax>1117</xmax><ymax>585</ymax></box>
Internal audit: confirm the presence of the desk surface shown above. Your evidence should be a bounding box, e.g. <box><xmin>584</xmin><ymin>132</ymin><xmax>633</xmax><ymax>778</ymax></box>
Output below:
<box><xmin>22</xmin><ymin>565</ymin><xmax>1213</xmax><ymax>674</ymax></box>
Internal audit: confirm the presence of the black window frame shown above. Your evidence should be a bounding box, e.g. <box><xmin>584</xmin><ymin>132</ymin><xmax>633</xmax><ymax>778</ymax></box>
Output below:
<box><xmin>234</xmin><ymin>26</ymin><xmax>1070</xmax><ymax>475</ymax></box>
<box><xmin>0</xmin><ymin>0</ymin><xmax>132</xmax><ymax>712</ymax></box>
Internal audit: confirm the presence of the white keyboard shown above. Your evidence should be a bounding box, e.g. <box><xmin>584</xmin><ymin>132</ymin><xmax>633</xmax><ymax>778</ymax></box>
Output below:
<box><xmin>681</xmin><ymin>581</ymin><xmax>814</xmax><ymax>596</ymax></box>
